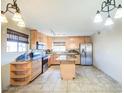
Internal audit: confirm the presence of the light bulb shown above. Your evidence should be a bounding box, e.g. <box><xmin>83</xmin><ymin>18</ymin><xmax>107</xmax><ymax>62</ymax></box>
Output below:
<box><xmin>114</xmin><ymin>4</ymin><xmax>122</xmax><ymax>18</ymax></box>
<box><xmin>104</xmin><ymin>15</ymin><xmax>114</xmax><ymax>26</ymax></box>
<box><xmin>94</xmin><ymin>10</ymin><xmax>103</xmax><ymax>23</ymax></box>
<box><xmin>12</xmin><ymin>12</ymin><xmax>22</xmax><ymax>22</ymax></box>
<box><xmin>17</xmin><ymin>20</ymin><xmax>25</xmax><ymax>27</ymax></box>
<box><xmin>1</xmin><ymin>13</ymin><xmax>8</xmax><ymax>23</ymax></box>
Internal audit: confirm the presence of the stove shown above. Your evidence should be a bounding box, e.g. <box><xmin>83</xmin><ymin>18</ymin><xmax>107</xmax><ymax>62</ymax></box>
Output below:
<box><xmin>42</xmin><ymin>55</ymin><xmax>48</xmax><ymax>73</ymax></box>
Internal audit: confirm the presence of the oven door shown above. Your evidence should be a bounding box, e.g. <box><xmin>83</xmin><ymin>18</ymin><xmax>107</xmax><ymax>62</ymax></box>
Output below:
<box><xmin>42</xmin><ymin>62</ymin><xmax>48</xmax><ymax>73</ymax></box>
<box><xmin>42</xmin><ymin>56</ymin><xmax>48</xmax><ymax>73</ymax></box>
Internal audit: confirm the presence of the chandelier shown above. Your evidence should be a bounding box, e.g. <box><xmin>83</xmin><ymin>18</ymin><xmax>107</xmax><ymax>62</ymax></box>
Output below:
<box><xmin>1</xmin><ymin>0</ymin><xmax>25</xmax><ymax>27</ymax></box>
<box><xmin>94</xmin><ymin>0</ymin><xmax>122</xmax><ymax>26</ymax></box>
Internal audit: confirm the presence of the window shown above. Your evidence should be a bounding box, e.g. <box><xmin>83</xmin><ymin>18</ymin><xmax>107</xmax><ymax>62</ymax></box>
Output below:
<box><xmin>6</xmin><ymin>29</ymin><xmax>29</xmax><ymax>52</ymax></box>
<box><xmin>18</xmin><ymin>43</ymin><xmax>27</xmax><ymax>52</ymax></box>
<box><xmin>7</xmin><ymin>41</ymin><xmax>18</xmax><ymax>52</ymax></box>
<box><xmin>52</xmin><ymin>42</ymin><xmax>66</xmax><ymax>52</ymax></box>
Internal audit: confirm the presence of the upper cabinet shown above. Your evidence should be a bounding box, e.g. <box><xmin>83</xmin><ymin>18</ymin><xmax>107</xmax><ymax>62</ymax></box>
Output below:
<box><xmin>66</xmin><ymin>36</ymin><xmax>92</xmax><ymax>49</ymax></box>
<box><xmin>30</xmin><ymin>29</ymin><xmax>92</xmax><ymax>50</ymax></box>
<box><xmin>30</xmin><ymin>30</ymin><xmax>48</xmax><ymax>49</ymax></box>
<box><xmin>84</xmin><ymin>36</ymin><xmax>92</xmax><ymax>43</ymax></box>
<box><xmin>47</xmin><ymin>36</ymin><xmax>53</xmax><ymax>49</ymax></box>
<box><xmin>30</xmin><ymin>30</ymin><xmax>37</xmax><ymax>49</ymax></box>
<box><xmin>37</xmin><ymin>31</ymin><xmax>42</xmax><ymax>42</ymax></box>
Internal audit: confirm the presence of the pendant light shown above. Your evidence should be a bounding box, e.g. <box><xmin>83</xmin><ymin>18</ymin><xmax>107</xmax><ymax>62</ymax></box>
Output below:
<box><xmin>104</xmin><ymin>15</ymin><xmax>114</xmax><ymax>26</ymax></box>
<box><xmin>17</xmin><ymin>19</ymin><xmax>25</xmax><ymax>27</ymax></box>
<box><xmin>94</xmin><ymin>0</ymin><xmax>122</xmax><ymax>26</ymax></box>
<box><xmin>1</xmin><ymin>0</ymin><xmax>25</xmax><ymax>27</ymax></box>
<box><xmin>1</xmin><ymin>13</ymin><xmax>8</xmax><ymax>23</ymax></box>
<box><xmin>12</xmin><ymin>12</ymin><xmax>22</xmax><ymax>22</ymax></box>
<box><xmin>94</xmin><ymin>10</ymin><xmax>103</xmax><ymax>23</ymax></box>
<box><xmin>114</xmin><ymin>4</ymin><xmax>122</xmax><ymax>18</ymax></box>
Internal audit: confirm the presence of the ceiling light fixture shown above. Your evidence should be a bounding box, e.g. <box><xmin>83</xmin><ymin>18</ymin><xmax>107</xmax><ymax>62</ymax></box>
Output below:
<box><xmin>1</xmin><ymin>0</ymin><xmax>25</xmax><ymax>27</ymax></box>
<box><xmin>94</xmin><ymin>0</ymin><xmax>122</xmax><ymax>26</ymax></box>
<box><xmin>94</xmin><ymin>10</ymin><xmax>103</xmax><ymax>23</ymax></box>
<box><xmin>1</xmin><ymin>13</ymin><xmax>8</xmax><ymax>23</ymax></box>
<box><xmin>104</xmin><ymin>15</ymin><xmax>114</xmax><ymax>26</ymax></box>
<box><xmin>114</xmin><ymin>4</ymin><xmax>122</xmax><ymax>18</ymax></box>
<box><xmin>17</xmin><ymin>19</ymin><xmax>25</xmax><ymax>27</ymax></box>
<box><xmin>12</xmin><ymin>12</ymin><xmax>22</xmax><ymax>22</ymax></box>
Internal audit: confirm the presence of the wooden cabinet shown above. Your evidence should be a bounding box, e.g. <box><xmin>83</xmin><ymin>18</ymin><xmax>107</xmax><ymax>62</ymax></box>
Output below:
<box><xmin>31</xmin><ymin>59</ymin><xmax>42</xmax><ymax>80</ymax></box>
<box><xmin>10</xmin><ymin>58</ymin><xmax>42</xmax><ymax>86</ymax></box>
<box><xmin>48</xmin><ymin>55</ymin><xmax>53</xmax><ymax>67</ymax></box>
<box><xmin>48</xmin><ymin>54</ymin><xmax>60</xmax><ymax>66</ymax></box>
<box><xmin>60</xmin><ymin>64</ymin><xmax>75</xmax><ymax>80</ymax></box>
<box><xmin>43</xmin><ymin>35</ymin><xmax>47</xmax><ymax>43</ymax></box>
<box><xmin>75</xmin><ymin>55</ymin><xmax>80</xmax><ymax>64</ymax></box>
<box><xmin>65</xmin><ymin>36</ymin><xmax>92</xmax><ymax>49</ymax></box>
<box><xmin>84</xmin><ymin>36</ymin><xmax>92</xmax><ymax>43</ymax></box>
<box><xmin>31</xmin><ymin>30</ymin><xmax>37</xmax><ymax>49</ymax></box>
<box><xmin>10</xmin><ymin>61</ymin><xmax>32</xmax><ymax>86</ymax></box>
<box><xmin>66</xmin><ymin>37</ymin><xmax>84</xmax><ymax>49</ymax></box>
<box><xmin>52</xmin><ymin>54</ymin><xmax>60</xmax><ymax>64</ymax></box>
<box><xmin>37</xmin><ymin>31</ymin><xmax>42</xmax><ymax>42</ymax></box>
<box><xmin>47</xmin><ymin>36</ymin><xmax>53</xmax><ymax>49</ymax></box>
<box><xmin>30</xmin><ymin>30</ymin><xmax>49</xmax><ymax>49</ymax></box>
<box><xmin>30</xmin><ymin>30</ymin><xmax>92</xmax><ymax>50</ymax></box>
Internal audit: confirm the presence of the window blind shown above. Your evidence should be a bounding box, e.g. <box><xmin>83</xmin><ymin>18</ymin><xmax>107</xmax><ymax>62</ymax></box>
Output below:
<box><xmin>53</xmin><ymin>42</ymin><xmax>65</xmax><ymax>46</ymax></box>
<box><xmin>7</xmin><ymin>28</ymin><xmax>29</xmax><ymax>43</ymax></box>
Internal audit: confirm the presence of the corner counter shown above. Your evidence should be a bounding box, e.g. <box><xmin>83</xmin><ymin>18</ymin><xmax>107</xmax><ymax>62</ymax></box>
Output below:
<box><xmin>10</xmin><ymin>56</ymin><xmax>42</xmax><ymax>86</ymax></box>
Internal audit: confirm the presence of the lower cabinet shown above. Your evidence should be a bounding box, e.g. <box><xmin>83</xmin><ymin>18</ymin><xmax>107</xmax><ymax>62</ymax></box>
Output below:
<box><xmin>48</xmin><ymin>54</ymin><xmax>60</xmax><ymax>66</ymax></box>
<box><xmin>31</xmin><ymin>59</ymin><xmax>42</xmax><ymax>80</ymax></box>
<box><xmin>10</xmin><ymin>61</ymin><xmax>32</xmax><ymax>86</ymax></box>
<box><xmin>10</xmin><ymin>58</ymin><xmax>42</xmax><ymax>86</ymax></box>
<box><xmin>75</xmin><ymin>55</ymin><xmax>80</xmax><ymax>64</ymax></box>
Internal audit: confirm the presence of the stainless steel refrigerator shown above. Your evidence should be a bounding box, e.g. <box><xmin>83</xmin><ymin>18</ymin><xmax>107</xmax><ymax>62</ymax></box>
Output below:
<box><xmin>80</xmin><ymin>43</ymin><xmax>93</xmax><ymax>65</ymax></box>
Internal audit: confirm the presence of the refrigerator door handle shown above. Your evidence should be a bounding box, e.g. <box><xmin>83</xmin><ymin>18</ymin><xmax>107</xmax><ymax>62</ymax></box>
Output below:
<box><xmin>84</xmin><ymin>52</ymin><xmax>86</xmax><ymax>57</ymax></box>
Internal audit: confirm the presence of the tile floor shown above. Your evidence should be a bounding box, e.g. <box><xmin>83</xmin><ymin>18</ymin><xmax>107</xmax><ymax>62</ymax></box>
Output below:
<box><xmin>3</xmin><ymin>66</ymin><xmax>122</xmax><ymax>93</ymax></box>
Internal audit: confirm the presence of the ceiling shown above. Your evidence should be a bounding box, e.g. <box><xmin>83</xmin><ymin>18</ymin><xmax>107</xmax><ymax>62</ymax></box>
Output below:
<box><xmin>1</xmin><ymin>0</ymin><xmax>121</xmax><ymax>36</ymax></box>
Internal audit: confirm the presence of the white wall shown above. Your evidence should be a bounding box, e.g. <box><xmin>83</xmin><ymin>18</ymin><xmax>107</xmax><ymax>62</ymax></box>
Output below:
<box><xmin>92</xmin><ymin>20</ymin><xmax>122</xmax><ymax>84</ymax></box>
<box><xmin>1</xmin><ymin>18</ymin><xmax>30</xmax><ymax>90</ymax></box>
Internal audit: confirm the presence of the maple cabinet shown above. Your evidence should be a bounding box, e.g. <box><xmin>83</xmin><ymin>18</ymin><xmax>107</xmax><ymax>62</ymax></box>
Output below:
<box><xmin>31</xmin><ymin>59</ymin><xmax>42</xmax><ymax>80</ymax></box>
<box><xmin>65</xmin><ymin>36</ymin><xmax>91</xmax><ymax>49</ymax></box>
<box><xmin>10</xmin><ymin>61</ymin><xmax>32</xmax><ymax>86</ymax></box>
<box><xmin>30</xmin><ymin>30</ymin><xmax>48</xmax><ymax>49</ymax></box>
<box><xmin>47</xmin><ymin>36</ymin><xmax>53</xmax><ymax>49</ymax></box>
<box><xmin>84</xmin><ymin>36</ymin><xmax>92</xmax><ymax>43</ymax></box>
<box><xmin>75</xmin><ymin>55</ymin><xmax>80</xmax><ymax>64</ymax></box>
<box><xmin>60</xmin><ymin>64</ymin><xmax>75</xmax><ymax>80</ymax></box>
<box><xmin>48</xmin><ymin>54</ymin><xmax>60</xmax><ymax>66</ymax></box>
<box><xmin>30</xmin><ymin>30</ymin><xmax>37</xmax><ymax>49</ymax></box>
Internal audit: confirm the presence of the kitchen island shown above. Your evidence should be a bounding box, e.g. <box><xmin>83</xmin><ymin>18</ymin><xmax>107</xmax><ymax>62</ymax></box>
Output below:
<box><xmin>56</xmin><ymin>55</ymin><xmax>77</xmax><ymax>80</ymax></box>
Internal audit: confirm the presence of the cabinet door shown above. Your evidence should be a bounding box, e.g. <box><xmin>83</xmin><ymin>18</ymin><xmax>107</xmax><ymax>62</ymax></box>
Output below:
<box><xmin>50</xmin><ymin>55</ymin><xmax>60</xmax><ymax>65</ymax></box>
<box><xmin>85</xmin><ymin>37</ymin><xmax>92</xmax><ymax>43</ymax></box>
<box><xmin>75</xmin><ymin>55</ymin><xmax>80</xmax><ymax>64</ymax></box>
<box><xmin>37</xmin><ymin>32</ymin><xmax>42</xmax><ymax>42</ymax></box>
<box><xmin>48</xmin><ymin>57</ymin><xmax>51</xmax><ymax>66</ymax></box>
<box><xmin>31</xmin><ymin>59</ymin><xmax>42</xmax><ymax>80</ymax></box>
<box><xmin>31</xmin><ymin>30</ymin><xmax>37</xmax><ymax>49</ymax></box>
<box><xmin>47</xmin><ymin>37</ymin><xmax>53</xmax><ymax>49</ymax></box>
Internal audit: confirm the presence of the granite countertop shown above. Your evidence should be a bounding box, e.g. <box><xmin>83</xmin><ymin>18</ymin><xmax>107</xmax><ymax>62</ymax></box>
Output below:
<box><xmin>56</xmin><ymin>55</ymin><xmax>77</xmax><ymax>62</ymax></box>
<box><xmin>52</xmin><ymin>52</ymin><xmax>80</xmax><ymax>55</ymax></box>
<box><xmin>16</xmin><ymin>55</ymin><xmax>43</xmax><ymax>62</ymax></box>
